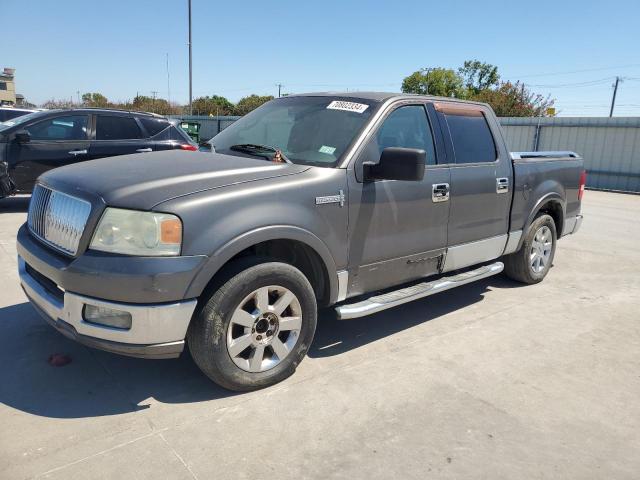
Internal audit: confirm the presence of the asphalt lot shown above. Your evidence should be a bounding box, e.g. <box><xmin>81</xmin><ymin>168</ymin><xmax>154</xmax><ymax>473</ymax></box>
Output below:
<box><xmin>0</xmin><ymin>190</ymin><xmax>639</xmax><ymax>479</ymax></box>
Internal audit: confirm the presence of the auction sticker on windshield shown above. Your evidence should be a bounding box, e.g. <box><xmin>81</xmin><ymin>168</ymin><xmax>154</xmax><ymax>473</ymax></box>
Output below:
<box><xmin>326</xmin><ymin>101</ymin><xmax>369</xmax><ymax>113</ymax></box>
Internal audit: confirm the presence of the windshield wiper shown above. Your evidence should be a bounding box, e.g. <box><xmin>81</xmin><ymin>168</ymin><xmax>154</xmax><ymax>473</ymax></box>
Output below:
<box><xmin>229</xmin><ymin>144</ymin><xmax>292</xmax><ymax>164</ymax></box>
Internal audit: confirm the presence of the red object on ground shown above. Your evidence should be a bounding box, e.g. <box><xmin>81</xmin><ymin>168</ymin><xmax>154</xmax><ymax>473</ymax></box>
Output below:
<box><xmin>48</xmin><ymin>353</ymin><xmax>72</xmax><ymax>367</ymax></box>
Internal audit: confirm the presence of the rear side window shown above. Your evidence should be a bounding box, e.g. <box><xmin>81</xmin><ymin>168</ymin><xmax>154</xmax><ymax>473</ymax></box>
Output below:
<box><xmin>444</xmin><ymin>112</ymin><xmax>496</xmax><ymax>164</ymax></box>
<box><xmin>139</xmin><ymin>117</ymin><xmax>170</xmax><ymax>137</ymax></box>
<box><xmin>372</xmin><ymin>105</ymin><xmax>436</xmax><ymax>165</ymax></box>
<box><xmin>96</xmin><ymin>115</ymin><xmax>142</xmax><ymax>140</ymax></box>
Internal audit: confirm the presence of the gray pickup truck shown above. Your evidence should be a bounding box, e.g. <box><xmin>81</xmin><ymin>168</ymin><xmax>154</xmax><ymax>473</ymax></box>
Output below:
<box><xmin>16</xmin><ymin>92</ymin><xmax>585</xmax><ymax>391</ymax></box>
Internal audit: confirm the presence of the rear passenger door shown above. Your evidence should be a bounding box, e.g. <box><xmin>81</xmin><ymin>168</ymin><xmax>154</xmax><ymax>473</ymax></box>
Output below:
<box><xmin>138</xmin><ymin>116</ymin><xmax>174</xmax><ymax>151</ymax></box>
<box><xmin>434</xmin><ymin>102</ymin><xmax>513</xmax><ymax>271</ymax></box>
<box><xmin>88</xmin><ymin>114</ymin><xmax>155</xmax><ymax>160</ymax></box>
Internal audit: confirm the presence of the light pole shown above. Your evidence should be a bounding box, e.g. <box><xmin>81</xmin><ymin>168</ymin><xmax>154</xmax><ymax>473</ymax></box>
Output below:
<box><xmin>188</xmin><ymin>0</ymin><xmax>193</xmax><ymax>115</ymax></box>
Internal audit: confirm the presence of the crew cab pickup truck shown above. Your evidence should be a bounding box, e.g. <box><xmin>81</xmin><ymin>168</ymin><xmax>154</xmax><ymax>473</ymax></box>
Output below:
<box><xmin>16</xmin><ymin>92</ymin><xmax>585</xmax><ymax>391</ymax></box>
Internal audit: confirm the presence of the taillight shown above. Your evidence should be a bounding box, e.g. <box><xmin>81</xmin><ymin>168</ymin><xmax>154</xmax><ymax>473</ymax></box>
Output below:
<box><xmin>578</xmin><ymin>170</ymin><xmax>586</xmax><ymax>201</ymax></box>
<box><xmin>180</xmin><ymin>144</ymin><xmax>198</xmax><ymax>151</ymax></box>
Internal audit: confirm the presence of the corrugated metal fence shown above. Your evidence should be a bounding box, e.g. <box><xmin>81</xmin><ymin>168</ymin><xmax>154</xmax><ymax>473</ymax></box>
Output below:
<box><xmin>500</xmin><ymin>117</ymin><xmax>640</xmax><ymax>192</ymax></box>
<box><xmin>176</xmin><ymin>115</ymin><xmax>640</xmax><ymax>193</ymax></box>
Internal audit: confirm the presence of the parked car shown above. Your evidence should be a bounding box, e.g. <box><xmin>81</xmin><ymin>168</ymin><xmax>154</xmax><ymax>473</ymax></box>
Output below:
<box><xmin>0</xmin><ymin>106</ymin><xmax>38</xmax><ymax>123</ymax></box>
<box><xmin>0</xmin><ymin>108</ymin><xmax>197</xmax><ymax>197</ymax></box>
<box><xmin>16</xmin><ymin>93</ymin><xmax>585</xmax><ymax>391</ymax></box>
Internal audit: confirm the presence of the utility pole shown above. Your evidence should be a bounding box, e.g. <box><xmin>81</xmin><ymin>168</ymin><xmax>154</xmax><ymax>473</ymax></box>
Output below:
<box><xmin>609</xmin><ymin>76</ymin><xmax>621</xmax><ymax>117</ymax></box>
<box><xmin>276</xmin><ymin>83</ymin><xmax>283</xmax><ymax>98</ymax></box>
<box><xmin>166</xmin><ymin>53</ymin><xmax>171</xmax><ymax>107</ymax></box>
<box><xmin>188</xmin><ymin>0</ymin><xmax>193</xmax><ymax>115</ymax></box>
<box><xmin>76</xmin><ymin>90</ymin><xmax>80</xmax><ymax>105</ymax></box>
<box><xmin>151</xmin><ymin>91</ymin><xmax>158</xmax><ymax>112</ymax></box>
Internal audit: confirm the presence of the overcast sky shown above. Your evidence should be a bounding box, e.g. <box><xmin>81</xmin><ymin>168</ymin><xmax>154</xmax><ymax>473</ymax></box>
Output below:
<box><xmin>3</xmin><ymin>0</ymin><xmax>640</xmax><ymax>116</ymax></box>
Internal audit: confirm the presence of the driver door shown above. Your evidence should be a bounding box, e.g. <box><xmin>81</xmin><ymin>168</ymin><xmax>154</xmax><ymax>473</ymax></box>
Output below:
<box><xmin>346</xmin><ymin>102</ymin><xmax>451</xmax><ymax>296</ymax></box>
<box><xmin>9</xmin><ymin>114</ymin><xmax>89</xmax><ymax>192</ymax></box>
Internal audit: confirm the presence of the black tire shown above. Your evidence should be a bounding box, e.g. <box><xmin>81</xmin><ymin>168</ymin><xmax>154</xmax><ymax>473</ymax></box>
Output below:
<box><xmin>503</xmin><ymin>213</ymin><xmax>557</xmax><ymax>284</ymax></box>
<box><xmin>187</xmin><ymin>259</ymin><xmax>317</xmax><ymax>392</ymax></box>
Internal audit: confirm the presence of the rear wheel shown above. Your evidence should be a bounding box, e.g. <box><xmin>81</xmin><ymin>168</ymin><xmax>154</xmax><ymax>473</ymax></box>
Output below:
<box><xmin>187</xmin><ymin>260</ymin><xmax>317</xmax><ymax>391</ymax></box>
<box><xmin>503</xmin><ymin>214</ymin><xmax>557</xmax><ymax>284</ymax></box>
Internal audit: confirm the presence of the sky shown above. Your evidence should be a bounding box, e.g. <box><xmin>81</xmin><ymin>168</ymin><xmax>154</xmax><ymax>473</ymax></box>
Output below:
<box><xmin>3</xmin><ymin>0</ymin><xmax>640</xmax><ymax>116</ymax></box>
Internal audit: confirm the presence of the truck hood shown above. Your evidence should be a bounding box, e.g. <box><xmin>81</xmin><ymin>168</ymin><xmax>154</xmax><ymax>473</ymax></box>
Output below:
<box><xmin>39</xmin><ymin>150</ymin><xmax>310</xmax><ymax>210</ymax></box>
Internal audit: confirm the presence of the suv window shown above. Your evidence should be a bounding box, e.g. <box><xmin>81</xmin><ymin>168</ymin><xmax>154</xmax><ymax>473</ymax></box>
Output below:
<box><xmin>139</xmin><ymin>117</ymin><xmax>170</xmax><ymax>137</ymax></box>
<box><xmin>96</xmin><ymin>115</ymin><xmax>142</xmax><ymax>140</ymax></box>
<box><xmin>444</xmin><ymin>112</ymin><xmax>496</xmax><ymax>164</ymax></box>
<box><xmin>25</xmin><ymin>115</ymin><xmax>89</xmax><ymax>141</ymax></box>
<box><xmin>373</xmin><ymin>105</ymin><xmax>436</xmax><ymax>165</ymax></box>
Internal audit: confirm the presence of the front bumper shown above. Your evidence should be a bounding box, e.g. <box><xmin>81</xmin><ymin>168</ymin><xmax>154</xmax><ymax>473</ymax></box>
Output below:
<box><xmin>19</xmin><ymin>256</ymin><xmax>198</xmax><ymax>359</ymax></box>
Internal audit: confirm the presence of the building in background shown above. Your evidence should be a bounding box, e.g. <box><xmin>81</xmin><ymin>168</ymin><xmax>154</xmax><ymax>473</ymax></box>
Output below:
<box><xmin>0</xmin><ymin>68</ymin><xmax>17</xmax><ymax>106</ymax></box>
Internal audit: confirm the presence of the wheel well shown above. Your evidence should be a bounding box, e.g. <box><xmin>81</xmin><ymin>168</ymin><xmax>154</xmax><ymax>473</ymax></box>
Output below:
<box><xmin>537</xmin><ymin>200</ymin><xmax>564</xmax><ymax>236</ymax></box>
<box><xmin>224</xmin><ymin>239</ymin><xmax>330</xmax><ymax>306</ymax></box>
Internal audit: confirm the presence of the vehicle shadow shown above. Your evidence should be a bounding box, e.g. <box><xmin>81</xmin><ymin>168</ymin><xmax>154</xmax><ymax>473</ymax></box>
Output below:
<box><xmin>0</xmin><ymin>302</ymin><xmax>239</xmax><ymax>419</ymax></box>
<box><xmin>0</xmin><ymin>195</ymin><xmax>30</xmax><ymax>213</ymax></box>
<box><xmin>309</xmin><ymin>274</ymin><xmax>522</xmax><ymax>358</ymax></box>
<box><xmin>0</xmin><ymin>275</ymin><xmax>522</xmax><ymax>419</ymax></box>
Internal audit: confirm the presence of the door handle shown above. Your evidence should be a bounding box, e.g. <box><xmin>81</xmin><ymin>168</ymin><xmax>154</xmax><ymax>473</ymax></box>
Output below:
<box><xmin>68</xmin><ymin>149</ymin><xmax>87</xmax><ymax>156</ymax></box>
<box><xmin>496</xmin><ymin>177</ymin><xmax>509</xmax><ymax>194</ymax></box>
<box><xmin>432</xmin><ymin>183</ymin><xmax>450</xmax><ymax>203</ymax></box>
<box><xmin>136</xmin><ymin>148</ymin><xmax>153</xmax><ymax>153</ymax></box>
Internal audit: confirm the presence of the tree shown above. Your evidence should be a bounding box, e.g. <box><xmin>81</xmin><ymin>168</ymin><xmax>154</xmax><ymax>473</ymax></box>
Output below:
<box><xmin>401</xmin><ymin>68</ymin><xmax>465</xmax><ymax>98</ymax></box>
<box><xmin>81</xmin><ymin>92</ymin><xmax>109</xmax><ymax>107</ymax></box>
<box><xmin>191</xmin><ymin>95</ymin><xmax>235</xmax><ymax>116</ymax></box>
<box><xmin>234</xmin><ymin>94</ymin><xmax>274</xmax><ymax>115</ymax></box>
<box><xmin>471</xmin><ymin>81</ymin><xmax>555</xmax><ymax>117</ymax></box>
<box><xmin>458</xmin><ymin>60</ymin><xmax>499</xmax><ymax>94</ymax></box>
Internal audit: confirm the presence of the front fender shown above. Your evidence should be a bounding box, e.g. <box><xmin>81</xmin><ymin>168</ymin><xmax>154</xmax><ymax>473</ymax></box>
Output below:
<box><xmin>184</xmin><ymin>225</ymin><xmax>339</xmax><ymax>303</ymax></box>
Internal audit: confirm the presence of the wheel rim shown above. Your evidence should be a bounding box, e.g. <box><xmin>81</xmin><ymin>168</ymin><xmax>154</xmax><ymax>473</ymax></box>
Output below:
<box><xmin>530</xmin><ymin>225</ymin><xmax>553</xmax><ymax>274</ymax></box>
<box><xmin>226</xmin><ymin>285</ymin><xmax>302</xmax><ymax>373</ymax></box>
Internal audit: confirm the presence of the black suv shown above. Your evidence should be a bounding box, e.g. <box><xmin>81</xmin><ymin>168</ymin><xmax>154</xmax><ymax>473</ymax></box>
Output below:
<box><xmin>0</xmin><ymin>108</ymin><xmax>197</xmax><ymax>197</ymax></box>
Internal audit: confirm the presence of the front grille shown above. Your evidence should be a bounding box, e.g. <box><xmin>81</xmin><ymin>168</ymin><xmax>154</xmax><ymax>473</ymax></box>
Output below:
<box><xmin>28</xmin><ymin>184</ymin><xmax>91</xmax><ymax>256</ymax></box>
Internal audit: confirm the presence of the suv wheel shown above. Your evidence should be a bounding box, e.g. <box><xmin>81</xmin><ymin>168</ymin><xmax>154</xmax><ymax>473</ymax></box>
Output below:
<box><xmin>187</xmin><ymin>260</ymin><xmax>317</xmax><ymax>391</ymax></box>
<box><xmin>503</xmin><ymin>213</ymin><xmax>557</xmax><ymax>284</ymax></box>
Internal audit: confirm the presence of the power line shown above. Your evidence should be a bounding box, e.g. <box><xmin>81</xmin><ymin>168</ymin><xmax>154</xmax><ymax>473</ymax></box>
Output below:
<box><xmin>510</xmin><ymin>63</ymin><xmax>640</xmax><ymax>78</ymax></box>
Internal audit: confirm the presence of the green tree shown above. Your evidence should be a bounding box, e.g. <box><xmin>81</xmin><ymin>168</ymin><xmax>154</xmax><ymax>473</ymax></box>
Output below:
<box><xmin>234</xmin><ymin>94</ymin><xmax>274</xmax><ymax>115</ymax></box>
<box><xmin>458</xmin><ymin>60</ymin><xmax>499</xmax><ymax>94</ymax></box>
<box><xmin>401</xmin><ymin>68</ymin><xmax>465</xmax><ymax>97</ymax></box>
<box><xmin>81</xmin><ymin>92</ymin><xmax>109</xmax><ymax>107</ymax></box>
<box><xmin>470</xmin><ymin>81</ymin><xmax>555</xmax><ymax>117</ymax></box>
<box><xmin>191</xmin><ymin>95</ymin><xmax>235</xmax><ymax>116</ymax></box>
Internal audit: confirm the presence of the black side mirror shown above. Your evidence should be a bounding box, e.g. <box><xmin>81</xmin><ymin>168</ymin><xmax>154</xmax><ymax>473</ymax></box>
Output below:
<box><xmin>14</xmin><ymin>130</ymin><xmax>31</xmax><ymax>144</ymax></box>
<box><xmin>364</xmin><ymin>147</ymin><xmax>425</xmax><ymax>182</ymax></box>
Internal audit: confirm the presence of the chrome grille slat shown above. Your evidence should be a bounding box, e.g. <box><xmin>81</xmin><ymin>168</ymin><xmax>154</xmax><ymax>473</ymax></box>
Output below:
<box><xmin>27</xmin><ymin>184</ymin><xmax>91</xmax><ymax>256</ymax></box>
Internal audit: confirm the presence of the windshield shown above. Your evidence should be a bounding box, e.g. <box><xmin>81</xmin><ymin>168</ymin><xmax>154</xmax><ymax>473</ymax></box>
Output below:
<box><xmin>210</xmin><ymin>96</ymin><xmax>377</xmax><ymax>167</ymax></box>
<box><xmin>0</xmin><ymin>110</ymin><xmax>51</xmax><ymax>131</ymax></box>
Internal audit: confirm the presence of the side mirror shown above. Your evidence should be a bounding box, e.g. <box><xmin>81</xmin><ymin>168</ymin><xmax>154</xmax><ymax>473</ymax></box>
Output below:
<box><xmin>14</xmin><ymin>130</ymin><xmax>31</xmax><ymax>144</ymax></box>
<box><xmin>364</xmin><ymin>147</ymin><xmax>425</xmax><ymax>182</ymax></box>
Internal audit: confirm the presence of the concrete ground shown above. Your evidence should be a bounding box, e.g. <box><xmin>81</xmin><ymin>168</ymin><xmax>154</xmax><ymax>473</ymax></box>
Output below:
<box><xmin>0</xmin><ymin>190</ymin><xmax>638</xmax><ymax>480</ymax></box>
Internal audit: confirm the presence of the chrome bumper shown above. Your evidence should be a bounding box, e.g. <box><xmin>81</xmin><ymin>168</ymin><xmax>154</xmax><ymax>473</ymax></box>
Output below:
<box><xmin>563</xmin><ymin>214</ymin><xmax>584</xmax><ymax>236</ymax></box>
<box><xmin>18</xmin><ymin>256</ymin><xmax>197</xmax><ymax>359</ymax></box>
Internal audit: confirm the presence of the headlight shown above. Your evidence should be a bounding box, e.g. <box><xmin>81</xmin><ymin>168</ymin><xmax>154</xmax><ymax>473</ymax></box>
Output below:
<box><xmin>90</xmin><ymin>208</ymin><xmax>182</xmax><ymax>256</ymax></box>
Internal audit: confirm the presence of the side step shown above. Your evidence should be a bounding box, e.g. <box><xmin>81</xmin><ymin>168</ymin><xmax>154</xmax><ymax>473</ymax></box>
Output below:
<box><xmin>335</xmin><ymin>262</ymin><xmax>504</xmax><ymax>320</ymax></box>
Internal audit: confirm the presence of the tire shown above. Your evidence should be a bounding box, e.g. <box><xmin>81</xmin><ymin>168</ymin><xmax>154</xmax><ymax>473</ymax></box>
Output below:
<box><xmin>503</xmin><ymin>213</ymin><xmax>557</xmax><ymax>284</ymax></box>
<box><xmin>187</xmin><ymin>259</ymin><xmax>317</xmax><ymax>391</ymax></box>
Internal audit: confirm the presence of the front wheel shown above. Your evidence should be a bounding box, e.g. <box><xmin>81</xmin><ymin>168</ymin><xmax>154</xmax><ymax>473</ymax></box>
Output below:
<box><xmin>503</xmin><ymin>213</ymin><xmax>557</xmax><ymax>284</ymax></box>
<box><xmin>187</xmin><ymin>260</ymin><xmax>317</xmax><ymax>391</ymax></box>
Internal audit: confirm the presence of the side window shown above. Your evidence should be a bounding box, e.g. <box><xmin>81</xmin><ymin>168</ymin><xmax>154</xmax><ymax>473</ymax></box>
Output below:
<box><xmin>96</xmin><ymin>115</ymin><xmax>142</xmax><ymax>140</ymax></box>
<box><xmin>25</xmin><ymin>115</ymin><xmax>88</xmax><ymax>141</ymax></box>
<box><xmin>373</xmin><ymin>105</ymin><xmax>436</xmax><ymax>165</ymax></box>
<box><xmin>444</xmin><ymin>112</ymin><xmax>496</xmax><ymax>164</ymax></box>
<box><xmin>139</xmin><ymin>117</ymin><xmax>170</xmax><ymax>137</ymax></box>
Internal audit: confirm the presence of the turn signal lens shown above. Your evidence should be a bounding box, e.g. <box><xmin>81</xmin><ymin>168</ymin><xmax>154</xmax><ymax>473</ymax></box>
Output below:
<box><xmin>160</xmin><ymin>218</ymin><xmax>182</xmax><ymax>244</ymax></box>
<box><xmin>180</xmin><ymin>144</ymin><xmax>198</xmax><ymax>151</ymax></box>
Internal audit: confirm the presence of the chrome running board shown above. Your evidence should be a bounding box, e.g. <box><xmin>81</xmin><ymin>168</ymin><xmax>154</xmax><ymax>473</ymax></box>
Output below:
<box><xmin>335</xmin><ymin>262</ymin><xmax>504</xmax><ymax>320</ymax></box>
